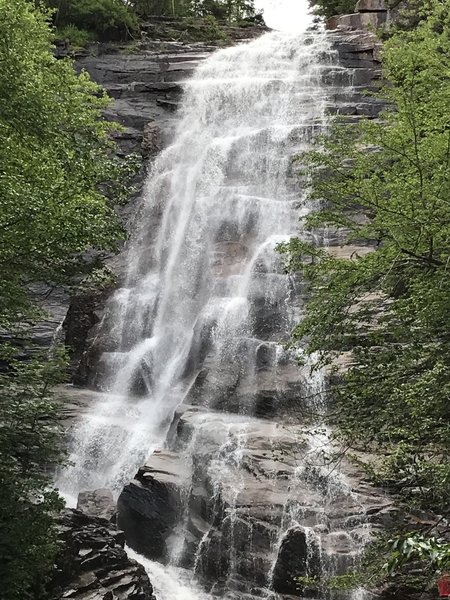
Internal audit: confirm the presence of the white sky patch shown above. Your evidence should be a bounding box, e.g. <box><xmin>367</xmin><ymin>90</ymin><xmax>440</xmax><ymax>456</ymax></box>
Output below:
<box><xmin>254</xmin><ymin>0</ymin><xmax>314</xmax><ymax>32</ymax></box>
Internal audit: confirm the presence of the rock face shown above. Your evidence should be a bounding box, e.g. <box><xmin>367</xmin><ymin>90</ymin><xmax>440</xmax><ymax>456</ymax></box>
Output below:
<box><xmin>60</xmin><ymin>41</ymin><xmax>218</xmax><ymax>384</ymax></box>
<box><xmin>327</xmin><ymin>0</ymin><xmax>390</xmax><ymax>30</ymax></box>
<box><xmin>63</xmin><ymin>286</ymin><xmax>115</xmax><ymax>385</ymax></box>
<box><xmin>77</xmin><ymin>488</ymin><xmax>116</xmax><ymax>522</ymax></box>
<box><xmin>272</xmin><ymin>526</ymin><xmax>321</xmax><ymax>594</ymax></box>
<box><xmin>117</xmin><ymin>408</ymin><xmax>394</xmax><ymax>596</ymax></box>
<box><xmin>74</xmin><ymin>41</ymin><xmax>218</xmax><ymax>156</ymax></box>
<box><xmin>60</xmin><ymin>20</ymin><xmax>395</xmax><ymax>600</ymax></box>
<box><xmin>50</xmin><ymin>509</ymin><xmax>155</xmax><ymax>600</ymax></box>
<box><xmin>0</xmin><ymin>284</ymin><xmax>70</xmax><ymax>362</ymax></box>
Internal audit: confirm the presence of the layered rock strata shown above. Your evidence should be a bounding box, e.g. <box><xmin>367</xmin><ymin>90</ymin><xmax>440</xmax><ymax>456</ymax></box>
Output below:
<box><xmin>328</xmin><ymin>0</ymin><xmax>393</xmax><ymax>32</ymax></box>
<box><xmin>118</xmin><ymin>407</ymin><xmax>394</xmax><ymax>596</ymax></box>
<box><xmin>61</xmin><ymin>41</ymin><xmax>218</xmax><ymax>382</ymax></box>
<box><xmin>49</xmin><ymin>509</ymin><xmax>155</xmax><ymax>600</ymax></box>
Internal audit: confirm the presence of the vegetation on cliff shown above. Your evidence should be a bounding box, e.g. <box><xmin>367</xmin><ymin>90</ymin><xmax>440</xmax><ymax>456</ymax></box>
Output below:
<box><xmin>282</xmin><ymin>0</ymin><xmax>450</xmax><ymax>590</ymax></box>
<box><xmin>42</xmin><ymin>0</ymin><xmax>261</xmax><ymax>44</ymax></box>
<box><xmin>309</xmin><ymin>0</ymin><xmax>355</xmax><ymax>20</ymax></box>
<box><xmin>0</xmin><ymin>0</ymin><xmax>131</xmax><ymax>597</ymax></box>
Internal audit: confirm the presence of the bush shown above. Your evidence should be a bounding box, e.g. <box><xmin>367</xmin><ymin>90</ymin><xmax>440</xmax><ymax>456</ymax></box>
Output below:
<box><xmin>203</xmin><ymin>13</ymin><xmax>225</xmax><ymax>36</ymax></box>
<box><xmin>47</xmin><ymin>0</ymin><xmax>139</xmax><ymax>40</ymax></box>
<box><xmin>309</xmin><ymin>0</ymin><xmax>356</xmax><ymax>19</ymax></box>
<box><xmin>55</xmin><ymin>24</ymin><xmax>95</xmax><ymax>46</ymax></box>
<box><xmin>129</xmin><ymin>0</ymin><xmax>189</xmax><ymax>17</ymax></box>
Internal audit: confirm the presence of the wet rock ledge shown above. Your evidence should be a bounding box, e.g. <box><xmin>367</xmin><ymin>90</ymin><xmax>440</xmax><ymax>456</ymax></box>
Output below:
<box><xmin>49</xmin><ymin>508</ymin><xmax>155</xmax><ymax>600</ymax></box>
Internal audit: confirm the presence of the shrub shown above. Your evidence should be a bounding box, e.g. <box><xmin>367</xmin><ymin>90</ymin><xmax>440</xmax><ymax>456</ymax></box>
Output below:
<box><xmin>47</xmin><ymin>0</ymin><xmax>139</xmax><ymax>40</ymax></box>
<box><xmin>55</xmin><ymin>24</ymin><xmax>95</xmax><ymax>46</ymax></box>
<box><xmin>309</xmin><ymin>0</ymin><xmax>356</xmax><ymax>19</ymax></box>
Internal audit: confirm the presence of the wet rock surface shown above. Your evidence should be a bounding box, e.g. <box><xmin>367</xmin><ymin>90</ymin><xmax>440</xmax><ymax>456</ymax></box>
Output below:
<box><xmin>60</xmin><ymin>41</ymin><xmax>217</xmax><ymax>385</ymax></box>
<box><xmin>50</xmin><ymin>508</ymin><xmax>155</xmax><ymax>600</ymax></box>
<box><xmin>272</xmin><ymin>526</ymin><xmax>320</xmax><ymax>594</ymax></box>
<box><xmin>77</xmin><ymin>489</ymin><xmax>116</xmax><ymax>522</ymax></box>
<box><xmin>58</xmin><ymin>23</ymin><xmax>386</xmax><ymax>388</ymax></box>
<box><xmin>118</xmin><ymin>407</ymin><xmax>394</xmax><ymax>596</ymax></box>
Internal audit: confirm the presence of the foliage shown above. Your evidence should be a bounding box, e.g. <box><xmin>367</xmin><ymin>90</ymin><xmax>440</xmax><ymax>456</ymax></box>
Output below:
<box><xmin>0</xmin><ymin>0</ymin><xmax>133</xmax><ymax>330</ymax></box>
<box><xmin>127</xmin><ymin>0</ymin><xmax>190</xmax><ymax>17</ymax></box>
<box><xmin>189</xmin><ymin>0</ymin><xmax>257</xmax><ymax>21</ymax></box>
<box><xmin>46</xmin><ymin>0</ymin><xmax>260</xmax><ymax>42</ymax></box>
<box><xmin>125</xmin><ymin>0</ymin><xmax>258</xmax><ymax>23</ymax></box>
<box><xmin>77</xmin><ymin>265</ymin><xmax>118</xmax><ymax>292</ymax></box>
<box><xmin>196</xmin><ymin>13</ymin><xmax>226</xmax><ymax>37</ymax></box>
<box><xmin>384</xmin><ymin>533</ymin><xmax>450</xmax><ymax>574</ymax></box>
<box><xmin>45</xmin><ymin>0</ymin><xmax>139</xmax><ymax>40</ymax></box>
<box><xmin>0</xmin><ymin>348</ymin><xmax>67</xmax><ymax>599</ymax></box>
<box><xmin>0</xmin><ymin>1</ymin><xmax>134</xmax><ymax>597</ymax></box>
<box><xmin>281</xmin><ymin>0</ymin><xmax>450</xmax><ymax>520</ymax></box>
<box><xmin>308</xmin><ymin>0</ymin><xmax>356</xmax><ymax>20</ymax></box>
<box><xmin>296</xmin><ymin>573</ymin><xmax>365</xmax><ymax>592</ymax></box>
<box><xmin>177</xmin><ymin>14</ymin><xmax>229</xmax><ymax>41</ymax></box>
<box><xmin>55</xmin><ymin>24</ymin><xmax>95</xmax><ymax>47</ymax></box>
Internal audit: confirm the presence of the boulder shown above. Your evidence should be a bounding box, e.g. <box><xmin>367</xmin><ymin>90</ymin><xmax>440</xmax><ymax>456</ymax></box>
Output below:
<box><xmin>77</xmin><ymin>489</ymin><xmax>116</xmax><ymax>522</ymax></box>
<box><xmin>117</xmin><ymin>452</ymin><xmax>185</xmax><ymax>560</ymax></box>
<box><xmin>355</xmin><ymin>0</ymin><xmax>387</xmax><ymax>11</ymax></box>
<box><xmin>141</xmin><ymin>122</ymin><xmax>161</xmax><ymax>159</ymax></box>
<box><xmin>272</xmin><ymin>526</ymin><xmax>321</xmax><ymax>595</ymax></box>
<box><xmin>49</xmin><ymin>509</ymin><xmax>155</xmax><ymax>600</ymax></box>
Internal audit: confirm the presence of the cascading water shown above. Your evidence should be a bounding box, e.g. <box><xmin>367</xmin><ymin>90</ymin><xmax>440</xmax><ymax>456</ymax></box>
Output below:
<box><xmin>59</xmin><ymin>22</ymin><xmax>333</xmax><ymax>498</ymax></box>
<box><xmin>57</xmin><ymin>8</ymin><xmax>376</xmax><ymax>599</ymax></box>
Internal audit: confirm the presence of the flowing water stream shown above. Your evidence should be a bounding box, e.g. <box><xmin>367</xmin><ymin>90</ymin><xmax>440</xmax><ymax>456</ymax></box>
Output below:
<box><xmin>58</xmin><ymin>8</ymin><xmax>371</xmax><ymax>599</ymax></box>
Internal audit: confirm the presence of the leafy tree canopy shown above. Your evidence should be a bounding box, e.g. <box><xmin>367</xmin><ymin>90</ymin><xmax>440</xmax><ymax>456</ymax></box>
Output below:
<box><xmin>0</xmin><ymin>0</ymin><xmax>129</xmax><ymax>330</ymax></box>
<box><xmin>43</xmin><ymin>0</ymin><xmax>260</xmax><ymax>43</ymax></box>
<box><xmin>0</xmin><ymin>348</ymin><xmax>67</xmax><ymax>600</ymax></box>
<box><xmin>308</xmin><ymin>0</ymin><xmax>356</xmax><ymax>20</ymax></box>
<box><xmin>45</xmin><ymin>0</ymin><xmax>139</xmax><ymax>40</ymax></box>
<box><xmin>282</xmin><ymin>0</ymin><xmax>450</xmax><ymax>517</ymax></box>
<box><xmin>0</xmin><ymin>1</ymin><xmax>133</xmax><ymax>597</ymax></box>
<box><xmin>127</xmin><ymin>0</ymin><xmax>257</xmax><ymax>20</ymax></box>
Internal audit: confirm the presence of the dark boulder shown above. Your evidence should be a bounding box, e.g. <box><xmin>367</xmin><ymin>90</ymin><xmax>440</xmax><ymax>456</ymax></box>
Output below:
<box><xmin>272</xmin><ymin>526</ymin><xmax>321</xmax><ymax>595</ymax></box>
<box><xmin>49</xmin><ymin>509</ymin><xmax>155</xmax><ymax>600</ymax></box>
<box><xmin>118</xmin><ymin>454</ymin><xmax>184</xmax><ymax>560</ymax></box>
<box><xmin>77</xmin><ymin>488</ymin><xmax>116</xmax><ymax>522</ymax></box>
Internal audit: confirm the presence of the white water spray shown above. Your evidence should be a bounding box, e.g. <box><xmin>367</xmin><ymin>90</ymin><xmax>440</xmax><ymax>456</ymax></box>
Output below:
<box><xmin>59</xmin><ymin>27</ymin><xmax>333</xmax><ymax>498</ymax></box>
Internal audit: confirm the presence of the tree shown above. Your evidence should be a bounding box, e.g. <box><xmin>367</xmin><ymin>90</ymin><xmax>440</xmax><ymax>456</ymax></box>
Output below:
<box><xmin>0</xmin><ymin>0</ymin><xmax>129</xmax><ymax>329</ymax></box>
<box><xmin>0</xmin><ymin>349</ymin><xmax>67</xmax><ymax>600</ymax></box>
<box><xmin>281</xmin><ymin>0</ymin><xmax>450</xmax><ymax>515</ymax></box>
<box><xmin>187</xmin><ymin>0</ymin><xmax>257</xmax><ymax>21</ymax></box>
<box><xmin>128</xmin><ymin>0</ymin><xmax>189</xmax><ymax>17</ymax></box>
<box><xmin>308</xmin><ymin>0</ymin><xmax>356</xmax><ymax>20</ymax></box>
<box><xmin>0</xmin><ymin>1</ymin><xmax>133</xmax><ymax>596</ymax></box>
<box><xmin>45</xmin><ymin>0</ymin><xmax>139</xmax><ymax>40</ymax></box>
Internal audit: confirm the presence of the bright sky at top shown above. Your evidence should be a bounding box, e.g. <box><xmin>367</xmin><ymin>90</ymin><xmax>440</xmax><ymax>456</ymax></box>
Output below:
<box><xmin>253</xmin><ymin>0</ymin><xmax>314</xmax><ymax>32</ymax></box>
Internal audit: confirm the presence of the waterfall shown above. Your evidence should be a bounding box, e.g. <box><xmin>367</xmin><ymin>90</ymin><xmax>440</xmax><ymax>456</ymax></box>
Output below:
<box><xmin>57</xmin><ymin>18</ymin><xmax>372</xmax><ymax>600</ymax></box>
